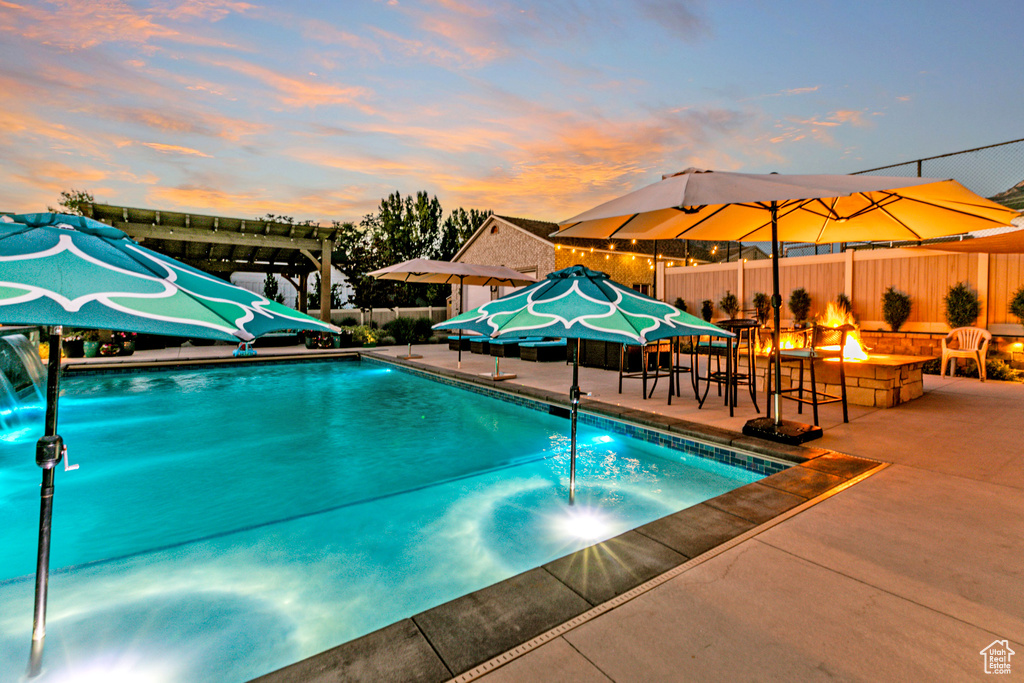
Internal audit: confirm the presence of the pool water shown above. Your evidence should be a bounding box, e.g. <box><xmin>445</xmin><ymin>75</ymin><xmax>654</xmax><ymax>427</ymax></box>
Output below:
<box><xmin>0</xmin><ymin>360</ymin><xmax>761</xmax><ymax>682</ymax></box>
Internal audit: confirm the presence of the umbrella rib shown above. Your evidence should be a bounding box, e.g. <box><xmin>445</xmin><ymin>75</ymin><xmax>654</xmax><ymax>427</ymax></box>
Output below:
<box><xmin>608</xmin><ymin>214</ymin><xmax>641</xmax><ymax>239</ymax></box>
<box><xmin>881</xmin><ymin>193</ymin><xmax>1020</xmax><ymax>225</ymax></box>
<box><xmin>669</xmin><ymin>204</ymin><xmax>731</xmax><ymax>238</ymax></box>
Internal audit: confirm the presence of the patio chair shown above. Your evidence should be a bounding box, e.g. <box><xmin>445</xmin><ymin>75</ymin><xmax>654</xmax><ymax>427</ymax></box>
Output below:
<box><xmin>941</xmin><ymin>327</ymin><xmax>991</xmax><ymax>381</ymax></box>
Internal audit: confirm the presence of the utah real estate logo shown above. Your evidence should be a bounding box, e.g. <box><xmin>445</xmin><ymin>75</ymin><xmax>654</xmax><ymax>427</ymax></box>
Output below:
<box><xmin>980</xmin><ymin>640</ymin><xmax>1014</xmax><ymax>675</ymax></box>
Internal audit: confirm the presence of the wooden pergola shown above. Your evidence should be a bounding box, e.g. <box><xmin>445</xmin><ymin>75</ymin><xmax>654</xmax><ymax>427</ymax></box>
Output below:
<box><xmin>85</xmin><ymin>203</ymin><xmax>338</xmax><ymax>322</ymax></box>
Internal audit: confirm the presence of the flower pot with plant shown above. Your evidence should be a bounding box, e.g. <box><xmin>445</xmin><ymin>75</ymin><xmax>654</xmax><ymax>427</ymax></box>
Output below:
<box><xmin>82</xmin><ymin>330</ymin><xmax>100</xmax><ymax>357</ymax></box>
<box><xmin>944</xmin><ymin>281</ymin><xmax>980</xmax><ymax>329</ymax></box>
<box><xmin>882</xmin><ymin>286</ymin><xmax>912</xmax><ymax>332</ymax></box>
<box><xmin>673</xmin><ymin>297</ymin><xmax>688</xmax><ymax>313</ymax></box>
<box><xmin>701</xmin><ymin>299</ymin><xmax>714</xmax><ymax>322</ymax></box>
<box><xmin>752</xmin><ymin>292</ymin><xmax>771</xmax><ymax>327</ymax></box>
<box><xmin>788</xmin><ymin>288</ymin><xmax>811</xmax><ymax>328</ymax></box>
<box><xmin>719</xmin><ymin>290</ymin><xmax>739</xmax><ymax>319</ymax></box>
<box><xmin>63</xmin><ymin>334</ymin><xmax>84</xmax><ymax>358</ymax></box>
<box><xmin>1011</xmin><ymin>285</ymin><xmax>1024</xmax><ymax>326</ymax></box>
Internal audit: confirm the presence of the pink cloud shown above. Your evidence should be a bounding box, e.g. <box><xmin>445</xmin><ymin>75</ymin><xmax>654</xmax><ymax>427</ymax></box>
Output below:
<box><xmin>203</xmin><ymin>57</ymin><xmax>376</xmax><ymax>111</ymax></box>
<box><xmin>140</xmin><ymin>142</ymin><xmax>213</xmax><ymax>157</ymax></box>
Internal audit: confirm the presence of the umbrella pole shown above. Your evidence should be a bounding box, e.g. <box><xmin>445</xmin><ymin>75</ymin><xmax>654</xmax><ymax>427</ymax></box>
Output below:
<box><xmin>28</xmin><ymin>326</ymin><xmax>65</xmax><ymax>678</ymax></box>
<box><xmin>458</xmin><ymin>276</ymin><xmax>463</xmax><ymax>369</ymax></box>
<box><xmin>770</xmin><ymin>202</ymin><xmax>783</xmax><ymax>425</ymax></box>
<box><xmin>569</xmin><ymin>339</ymin><xmax>580</xmax><ymax>506</ymax></box>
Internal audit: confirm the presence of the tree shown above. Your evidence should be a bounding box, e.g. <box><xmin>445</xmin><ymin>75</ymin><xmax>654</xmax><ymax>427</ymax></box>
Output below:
<box><xmin>49</xmin><ymin>189</ymin><xmax>94</xmax><ymax>216</ymax></box>
<box><xmin>263</xmin><ymin>273</ymin><xmax>284</xmax><ymax>303</ymax></box>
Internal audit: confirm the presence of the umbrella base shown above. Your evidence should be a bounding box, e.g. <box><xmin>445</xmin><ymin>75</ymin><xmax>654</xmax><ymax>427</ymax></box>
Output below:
<box><xmin>397</xmin><ymin>354</ymin><xmax>423</xmax><ymax>360</ymax></box>
<box><xmin>742</xmin><ymin>417</ymin><xmax>822</xmax><ymax>445</ymax></box>
<box><xmin>480</xmin><ymin>372</ymin><xmax>517</xmax><ymax>381</ymax></box>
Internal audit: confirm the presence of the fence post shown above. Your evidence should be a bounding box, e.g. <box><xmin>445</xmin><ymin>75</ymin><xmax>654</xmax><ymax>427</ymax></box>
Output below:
<box><xmin>978</xmin><ymin>253</ymin><xmax>990</xmax><ymax>328</ymax></box>
<box><xmin>844</xmin><ymin>249</ymin><xmax>854</xmax><ymax>298</ymax></box>
<box><xmin>737</xmin><ymin>259</ymin><xmax>744</xmax><ymax>308</ymax></box>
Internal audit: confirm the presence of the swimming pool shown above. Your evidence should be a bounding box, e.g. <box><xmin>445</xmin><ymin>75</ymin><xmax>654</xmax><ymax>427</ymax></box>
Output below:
<box><xmin>0</xmin><ymin>359</ymin><xmax>764</xmax><ymax>682</ymax></box>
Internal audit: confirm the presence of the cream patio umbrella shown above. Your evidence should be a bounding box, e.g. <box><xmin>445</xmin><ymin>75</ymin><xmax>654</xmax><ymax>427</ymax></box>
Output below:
<box><xmin>556</xmin><ymin>168</ymin><xmax>1020</xmax><ymax>444</ymax></box>
<box><xmin>368</xmin><ymin>259</ymin><xmax>536</xmax><ymax>365</ymax></box>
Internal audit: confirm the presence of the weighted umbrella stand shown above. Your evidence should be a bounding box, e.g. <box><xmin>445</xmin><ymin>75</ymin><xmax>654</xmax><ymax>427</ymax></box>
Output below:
<box><xmin>28</xmin><ymin>327</ymin><xmax>67</xmax><ymax>678</ymax></box>
<box><xmin>568</xmin><ymin>339</ymin><xmax>581</xmax><ymax>505</ymax></box>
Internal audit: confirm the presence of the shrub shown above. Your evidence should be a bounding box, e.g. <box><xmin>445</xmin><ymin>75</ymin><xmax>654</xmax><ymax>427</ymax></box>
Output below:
<box><xmin>340</xmin><ymin>316</ymin><xmax>359</xmax><ymax>327</ymax></box>
<box><xmin>962</xmin><ymin>358</ymin><xmax>1024</xmax><ymax>382</ymax></box>
<box><xmin>673</xmin><ymin>297</ymin><xmax>688</xmax><ymax>313</ymax></box>
<box><xmin>882</xmin><ymin>286</ymin><xmax>912</xmax><ymax>332</ymax></box>
<box><xmin>378</xmin><ymin>335</ymin><xmax>397</xmax><ymax>346</ymax></box>
<box><xmin>752</xmin><ymin>292</ymin><xmax>771</xmax><ymax>326</ymax></box>
<box><xmin>836</xmin><ymin>293</ymin><xmax>856</xmax><ymax>322</ymax></box>
<box><xmin>944</xmin><ymin>281</ymin><xmax>980</xmax><ymax>328</ymax></box>
<box><xmin>413</xmin><ymin>317</ymin><xmax>435</xmax><ymax>341</ymax></box>
<box><xmin>348</xmin><ymin>325</ymin><xmax>376</xmax><ymax>345</ymax></box>
<box><xmin>788</xmin><ymin>288</ymin><xmax>811</xmax><ymax>327</ymax></box>
<box><xmin>701</xmin><ymin>299</ymin><xmax>714</xmax><ymax>322</ymax></box>
<box><xmin>1010</xmin><ymin>285</ymin><xmax>1024</xmax><ymax>325</ymax></box>
<box><xmin>383</xmin><ymin>317</ymin><xmax>418</xmax><ymax>344</ymax></box>
<box><xmin>719</xmin><ymin>290</ymin><xmax>739</xmax><ymax>319</ymax></box>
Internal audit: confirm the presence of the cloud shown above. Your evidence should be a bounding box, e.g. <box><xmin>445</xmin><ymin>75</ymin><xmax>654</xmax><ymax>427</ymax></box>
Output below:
<box><xmin>202</xmin><ymin>57</ymin><xmax>376</xmax><ymax>110</ymax></box>
<box><xmin>140</xmin><ymin>142</ymin><xmax>213</xmax><ymax>157</ymax></box>
<box><xmin>769</xmin><ymin>108</ymin><xmax>873</xmax><ymax>145</ymax></box>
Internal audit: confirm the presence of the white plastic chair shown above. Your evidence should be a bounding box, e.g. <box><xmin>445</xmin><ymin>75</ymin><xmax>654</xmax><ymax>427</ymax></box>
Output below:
<box><xmin>941</xmin><ymin>327</ymin><xmax>991</xmax><ymax>381</ymax></box>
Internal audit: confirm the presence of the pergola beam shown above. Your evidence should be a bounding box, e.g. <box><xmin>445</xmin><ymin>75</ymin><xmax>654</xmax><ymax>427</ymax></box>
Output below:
<box><xmin>116</xmin><ymin>222</ymin><xmax>323</xmax><ymax>251</ymax></box>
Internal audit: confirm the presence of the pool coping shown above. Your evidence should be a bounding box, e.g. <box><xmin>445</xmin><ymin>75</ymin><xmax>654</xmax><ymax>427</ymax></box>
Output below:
<box><xmin>61</xmin><ymin>350</ymin><xmax>360</xmax><ymax>376</ymax></box>
<box><xmin>250</xmin><ymin>352</ymin><xmax>886</xmax><ymax>683</ymax></box>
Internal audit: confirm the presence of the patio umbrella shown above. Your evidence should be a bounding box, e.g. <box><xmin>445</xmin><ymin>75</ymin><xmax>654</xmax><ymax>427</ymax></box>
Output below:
<box><xmin>433</xmin><ymin>265</ymin><xmax>730</xmax><ymax>504</ymax></box>
<box><xmin>0</xmin><ymin>212</ymin><xmax>338</xmax><ymax>677</ymax></box>
<box><xmin>556</xmin><ymin>169</ymin><xmax>1020</xmax><ymax>444</ymax></box>
<box><xmin>369</xmin><ymin>258</ymin><xmax>536</xmax><ymax>364</ymax></box>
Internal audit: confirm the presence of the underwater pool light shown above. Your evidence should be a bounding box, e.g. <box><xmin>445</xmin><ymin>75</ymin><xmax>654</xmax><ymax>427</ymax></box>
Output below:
<box><xmin>560</xmin><ymin>507</ymin><xmax>610</xmax><ymax>540</ymax></box>
<box><xmin>592</xmin><ymin>435</ymin><xmax>613</xmax><ymax>444</ymax></box>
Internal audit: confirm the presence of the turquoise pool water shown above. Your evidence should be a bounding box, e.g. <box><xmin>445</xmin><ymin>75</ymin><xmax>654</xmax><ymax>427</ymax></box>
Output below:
<box><xmin>0</xmin><ymin>360</ymin><xmax>762</xmax><ymax>682</ymax></box>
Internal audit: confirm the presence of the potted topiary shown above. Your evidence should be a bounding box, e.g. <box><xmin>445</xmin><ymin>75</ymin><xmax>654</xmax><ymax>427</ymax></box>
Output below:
<box><xmin>701</xmin><ymin>299</ymin><xmax>714</xmax><ymax>322</ymax></box>
<box><xmin>944</xmin><ymin>281</ymin><xmax>980</xmax><ymax>329</ymax></box>
<box><xmin>788</xmin><ymin>288</ymin><xmax>811</xmax><ymax>328</ymax></box>
<box><xmin>1011</xmin><ymin>285</ymin><xmax>1024</xmax><ymax>325</ymax></box>
<box><xmin>836</xmin><ymin>293</ymin><xmax>857</xmax><ymax>322</ymax></box>
<box><xmin>673</xmin><ymin>297</ymin><xmax>688</xmax><ymax>313</ymax></box>
<box><xmin>753</xmin><ymin>292</ymin><xmax>771</xmax><ymax>327</ymax></box>
<box><xmin>882</xmin><ymin>286</ymin><xmax>912</xmax><ymax>332</ymax></box>
<box><xmin>82</xmin><ymin>330</ymin><xmax>100</xmax><ymax>358</ymax></box>
<box><xmin>719</xmin><ymin>290</ymin><xmax>739</xmax><ymax>319</ymax></box>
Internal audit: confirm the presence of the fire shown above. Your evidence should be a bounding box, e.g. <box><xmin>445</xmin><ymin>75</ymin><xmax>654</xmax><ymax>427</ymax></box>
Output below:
<box><xmin>760</xmin><ymin>302</ymin><xmax>869</xmax><ymax>361</ymax></box>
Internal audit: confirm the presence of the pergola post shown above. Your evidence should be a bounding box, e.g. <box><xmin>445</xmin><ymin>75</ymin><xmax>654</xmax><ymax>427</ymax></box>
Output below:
<box><xmin>298</xmin><ymin>271</ymin><xmax>308</xmax><ymax>313</ymax></box>
<box><xmin>320</xmin><ymin>239</ymin><xmax>332</xmax><ymax>323</ymax></box>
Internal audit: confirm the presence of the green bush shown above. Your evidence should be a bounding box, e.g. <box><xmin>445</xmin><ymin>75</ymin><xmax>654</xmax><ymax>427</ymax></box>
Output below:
<box><xmin>719</xmin><ymin>290</ymin><xmax>739</xmax><ymax>319</ymax></box>
<box><xmin>413</xmin><ymin>317</ymin><xmax>435</xmax><ymax>341</ymax></box>
<box><xmin>962</xmin><ymin>358</ymin><xmax>1024</xmax><ymax>382</ymax></box>
<box><xmin>673</xmin><ymin>297</ymin><xmax>688</xmax><ymax>313</ymax></box>
<box><xmin>882</xmin><ymin>286</ymin><xmax>912</xmax><ymax>332</ymax></box>
<box><xmin>944</xmin><ymin>281</ymin><xmax>980</xmax><ymax>328</ymax></box>
<box><xmin>348</xmin><ymin>325</ymin><xmax>376</xmax><ymax>345</ymax></box>
<box><xmin>836</xmin><ymin>293</ymin><xmax>856</xmax><ymax>322</ymax></box>
<box><xmin>378</xmin><ymin>335</ymin><xmax>397</xmax><ymax>346</ymax></box>
<box><xmin>788</xmin><ymin>288</ymin><xmax>811</xmax><ymax>327</ymax></box>
<box><xmin>753</xmin><ymin>292</ymin><xmax>771</xmax><ymax>326</ymax></box>
<box><xmin>1010</xmin><ymin>285</ymin><xmax>1024</xmax><ymax>325</ymax></box>
<box><xmin>383</xmin><ymin>317</ymin><xmax>418</xmax><ymax>344</ymax></box>
<box><xmin>340</xmin><ymin>316</ymin><xmax>359</xmax><ymax>327</ymax></box>
<box><xmin>701</xmin><ymin>299</ymin><xmax>714</xmax><ymax>322</ymax></box>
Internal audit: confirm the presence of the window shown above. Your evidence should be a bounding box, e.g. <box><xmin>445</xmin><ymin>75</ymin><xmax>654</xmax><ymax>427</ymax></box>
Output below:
<box><xmin>632</xmin><ymin>284</ymin><xmax>650</xmax><ymax>295</ymax></box>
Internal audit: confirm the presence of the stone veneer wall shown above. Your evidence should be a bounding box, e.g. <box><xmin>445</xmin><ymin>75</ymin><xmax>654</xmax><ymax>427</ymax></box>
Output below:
<box><xmin>860</xmin><ymin>330</ymin><xmax>1024</xmax><ymax>369</ymax></box>
<box><xmin>555</xmin><ymin>250</ymin><xmax>657</xmax><ymax>292</ymax></box>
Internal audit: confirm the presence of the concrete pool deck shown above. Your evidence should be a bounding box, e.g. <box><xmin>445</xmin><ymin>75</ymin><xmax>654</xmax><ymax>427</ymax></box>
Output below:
<box><xmin>74</xmin><ymin>342</ymin><xmax>1024</xmax><ymax>680</ymax></box>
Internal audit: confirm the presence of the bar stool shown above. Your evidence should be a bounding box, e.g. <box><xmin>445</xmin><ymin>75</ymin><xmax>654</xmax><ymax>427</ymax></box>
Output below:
<box><xmin>667</xmin><ymin>336</ymin><xmax>699</xmax><ymax>405</ymax></box>
<box><xmin>619</xmin><ymin>340</ymin><xmax>671</xmax><ymax>399</ymax></box>
<box><xmin>696</xmin><ymin>319</ymin><xmax>760</xmax><ymax>416</ymax></box>
<box><xmin>766</xmin><ymin>323</ymin><xmax>851</xmax><ymax>425</ymax></box>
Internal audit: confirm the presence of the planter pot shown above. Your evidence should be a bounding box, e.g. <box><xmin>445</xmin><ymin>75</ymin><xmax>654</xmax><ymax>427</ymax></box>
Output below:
<box><xmin>64</xmin><ymin>339</ymin><xmax>85</xmax><ymax>358</ymax></box>
<box><xmin>362</xmin><ymin>343</ymin><xmax>377</xmax><ymax>348</ymax></box>
<box><xmin>304</xmin><ymin>336</ymin><xmax>316</xmax><ymax>349</ymax></box>
<box><xmin>119</xmin><ymin>340</ymin><xmax>135</xmax><ymax>356</ymax></box>
<box><xmin>331</xmin><ymin>335</ymin><xmax>341</xmax><ymax>349</ymax></box>
<box><xmin>83</xmin><ymin>341</ymin><xmax>100</xmax><ymax>358</ymax></box>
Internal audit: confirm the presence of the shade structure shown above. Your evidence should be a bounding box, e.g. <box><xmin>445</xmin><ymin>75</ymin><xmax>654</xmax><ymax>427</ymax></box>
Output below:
<box><xmin>556</xmin><ymin>169</ymin><xmax>1022</xmax><ymax>444</ymax></box>
<box><xmin>370</xmin><ymin>258</ymin><xmax>537</xmax><ymax>364</ymax></box>
<box><xmin>916</xmin><ymin>225</ymin><xmax>1024</xmax><ymax>254</ymax></box>
<box><xmin>434</xmin><ymin>265</ymin><xmax>731</xmax><ymax>503</ymax></box>
<box><xmin>0</xmin><ymin>212</ymin><xmax>337</xmax><ymax>678</ymax></box>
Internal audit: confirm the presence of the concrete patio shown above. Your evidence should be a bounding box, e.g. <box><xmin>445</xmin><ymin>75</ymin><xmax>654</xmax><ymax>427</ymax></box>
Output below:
<box><xmin>75</xmin><ymin>341</ymin><xmax>1024</xmax><ymax>680</ymax></box>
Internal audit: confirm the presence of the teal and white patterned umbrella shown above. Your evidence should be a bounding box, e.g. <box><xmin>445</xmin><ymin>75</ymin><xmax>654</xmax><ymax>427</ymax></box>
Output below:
<box><xmin>434</xmin><ymin>265</ymin><xmax>731</xmax><ymax>505</ymax></box>
<box><xmin>434</xmin><ymin>264</ymin><xmax>725</xmax><ymax>344</ymax></box>
<box><xmin>0</xmin><ymin>213</ymin><xmax>336</xmax><ymax>341</ymax></box>
<box><xmin>0</xmin><ymin>212</ymin><xmax>336</xmax><ymax>677</ymax></box>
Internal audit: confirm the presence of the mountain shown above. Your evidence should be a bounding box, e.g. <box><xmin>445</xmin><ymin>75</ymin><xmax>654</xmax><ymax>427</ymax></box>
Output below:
<box><xmin>989</xmin><ymin>178</ymin><xmax>1024</xmax><ymax>211</ymax></box>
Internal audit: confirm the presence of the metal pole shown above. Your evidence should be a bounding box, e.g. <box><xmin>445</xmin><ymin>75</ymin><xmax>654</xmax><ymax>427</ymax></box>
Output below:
<box><xmin>569</xmin><ymin>339</ymin><xmax>580</xmax><ymax>505</ymax></box>
<box><xmin>652</xmin><ymin>239</ymin><xmax>657</xmax><ymax>299</ymax></box>
<box><xmin>457</xmin><ymin>276</ymin><xmax>463</xmax><ymax>369</ymax></box>
<box><xmin>770</xmin><ymin>203</ymin><xmax>783</xmax><ymax>425</ymax></box>
<box><xmin>28</xmin><ymin>326</ymin><xmax>65</xmax><ymax>678</ymax></box>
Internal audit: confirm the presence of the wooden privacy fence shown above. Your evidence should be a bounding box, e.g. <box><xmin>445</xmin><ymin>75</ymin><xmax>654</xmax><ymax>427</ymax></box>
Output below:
<box><xmin>659</xmin><ymin>248</ymin><xmax>1024</xmax><ymax>335</ymax></box>
<box><xmin>303</xmin><ymin>307</ymin><xmax>448</xmax><ymax>327</ymax></box>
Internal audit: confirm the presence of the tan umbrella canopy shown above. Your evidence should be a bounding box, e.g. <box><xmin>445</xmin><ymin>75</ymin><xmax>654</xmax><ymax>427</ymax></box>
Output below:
<box><xmin>557</xmin><ymin>168</ymin><xmax>1021</xmax><ymax>444</ymax></box>
<box><xmin>917</xmin><ymin>225</ymin><xmax>1024</xmax><ymax>253</ymax></box>
<box><xmin>368</xmin><ymin>258</ymin><xmax>537</xmax><ymax>286</ymax></box>
<box><xmin>368</xmin><ymin>258</ymin><xmax>536</xmax><ymax>364</ymax></box>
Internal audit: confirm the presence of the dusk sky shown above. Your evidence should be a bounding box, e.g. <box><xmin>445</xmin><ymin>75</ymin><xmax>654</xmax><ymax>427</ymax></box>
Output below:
<box><xmin>1</xmin><ymin>0</ymin><xmax>1021</xmax><ymax>225</ymax></box>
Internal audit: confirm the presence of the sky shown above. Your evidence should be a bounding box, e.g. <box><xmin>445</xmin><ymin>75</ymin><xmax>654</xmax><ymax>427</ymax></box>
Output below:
<box><xmin>1</xmin><ymin>0</ymin><xmax>1022</xmax><ymax>225</ymax></box>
